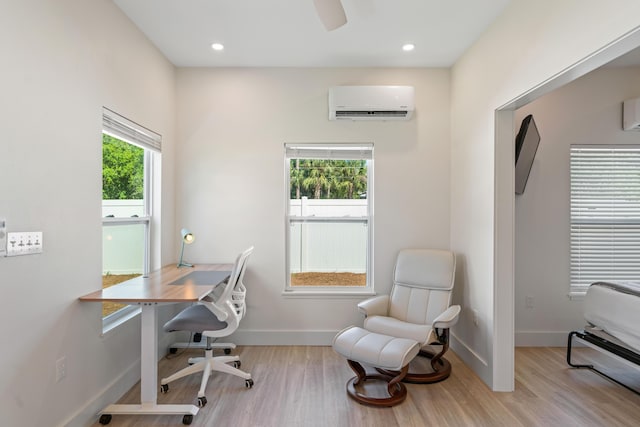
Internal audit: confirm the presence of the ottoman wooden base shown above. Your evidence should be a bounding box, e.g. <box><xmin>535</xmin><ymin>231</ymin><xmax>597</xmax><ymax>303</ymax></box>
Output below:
<box><xmin>346</xmin><ymin>360</ymin><xmax>409</xmax><ymax>407</ymax></box>
<box><xmin>377</xmin><ymin>348</ymin><xmax>452</xmax><ymax>384</ymax></box>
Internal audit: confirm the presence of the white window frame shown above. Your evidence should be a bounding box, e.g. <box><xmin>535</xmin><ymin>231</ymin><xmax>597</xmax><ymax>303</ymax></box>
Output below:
<box><xmin>102</xmin><ymin>107</ymin><xmax>161</xmax><ymax>332</ymax></box>
<box><xmin>569</xmin><ymin>145</ymin><xmax>640</xmax><ymax>297</ymax></box>
<box><xmin>284</xmin><ymin>143</ymin><xmax>374</xmax><ymax>296</ymax></box>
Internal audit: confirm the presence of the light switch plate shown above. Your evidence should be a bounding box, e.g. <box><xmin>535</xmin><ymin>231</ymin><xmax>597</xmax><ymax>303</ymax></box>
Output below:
<box><xmin>7</xmin><ymin>231</ymin><xmax>43</xmax><ymax>256</ymax></box>
<box><xmin>0</xmin><ymin>219</ymin><xmax>6</xmax><ymax>257</ymax></box>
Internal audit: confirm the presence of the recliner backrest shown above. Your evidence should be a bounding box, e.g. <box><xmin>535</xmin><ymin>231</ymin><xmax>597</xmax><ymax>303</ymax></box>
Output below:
<box><xmin>388</xmin><ymin>249</ymin><xmax>456</xmax><ymax>325</ymax></box>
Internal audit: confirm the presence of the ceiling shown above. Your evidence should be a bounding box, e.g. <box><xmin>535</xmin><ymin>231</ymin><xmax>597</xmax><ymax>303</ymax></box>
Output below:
<box><xmin>113</xmin><ymin>0</ymin><xmax>512</xmax><ymax>68</ymax></box>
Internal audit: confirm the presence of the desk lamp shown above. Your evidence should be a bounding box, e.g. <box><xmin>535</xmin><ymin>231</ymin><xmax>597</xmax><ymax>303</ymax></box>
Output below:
<box><xmin>177</xmin><ymin>228</ymin><xmax>194</xmax><ymax>268</ymax></box>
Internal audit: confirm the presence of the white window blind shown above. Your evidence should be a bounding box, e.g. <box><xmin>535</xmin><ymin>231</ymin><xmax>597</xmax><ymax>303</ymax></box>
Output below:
<box><xmin>103</xmin><ymin>107</ymin><xmax>161</xmax><ymax>152</ymax></box>
<box><xmin>570</xmin><ymin>145</ymin><xmax>640</xmax><ymax>293</ymax></box>
<box><xmin>285</xmin><ymin>143</ymin><xmax>373</xmax><ymax>160</ymax></box>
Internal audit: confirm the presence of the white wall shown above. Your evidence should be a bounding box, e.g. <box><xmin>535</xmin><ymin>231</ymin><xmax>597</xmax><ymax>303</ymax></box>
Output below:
<box><xmin>0</xmin><ymin>1</ymin><xmax>176</xmax><ymax>426</ymax></box>
<box><xmin>515</xmin><ymin>66</ymin><xmax>640</xmax><ymax>346</ymax></box>
<box><xmin>450</xmin><ymin>0</ymin><xmax>640</xmax><ymax>390</ymax></box>
<box><xmin>175</xmin><ymin>68</ymin><xmax>452</xmax><ymax>342</ymax></box>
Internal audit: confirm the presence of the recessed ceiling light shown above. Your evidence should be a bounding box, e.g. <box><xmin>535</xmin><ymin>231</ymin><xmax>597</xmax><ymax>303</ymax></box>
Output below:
<box><xmin>402</xmin><ymin>43</ymin><xmax>415</xmax><ymax>52</ymax></box>
<box><xmin>211</xmin><ymin>43</ymin><xmax>224</xmax><ymax>51</ymax></box>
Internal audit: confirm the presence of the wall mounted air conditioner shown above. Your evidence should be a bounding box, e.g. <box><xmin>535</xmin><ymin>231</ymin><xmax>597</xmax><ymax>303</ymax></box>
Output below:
<box><xmin>328</xmin><ymin>85</ymin><xmax>415</xmax><ymax>121</ymax></box>
<box><xmin>623</xmin><ymin>98</ymin><xmax>640</xmax><ymax>130</ymax></box>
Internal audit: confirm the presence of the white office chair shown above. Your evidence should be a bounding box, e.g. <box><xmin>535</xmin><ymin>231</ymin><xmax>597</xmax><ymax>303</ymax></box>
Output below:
<box><xmin>160</xmin><ymin>247</ymin><xmax>254</xmax><ymax>408</ymax></box>
<box><xmin>358</xmin><ymin>248</ymin><xmax>460</xmax><ymax>383</ymax></box>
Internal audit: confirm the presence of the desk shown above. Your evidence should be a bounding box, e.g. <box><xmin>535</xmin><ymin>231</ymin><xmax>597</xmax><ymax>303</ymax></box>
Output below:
<box><xmin>80</xmin><ymin>263</ymin><xmax>232</xmax><ymax>424</ymax></box>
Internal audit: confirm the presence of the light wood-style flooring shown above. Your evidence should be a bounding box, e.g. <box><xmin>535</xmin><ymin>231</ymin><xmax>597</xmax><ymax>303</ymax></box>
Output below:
<box><xmin>91</xmin><ymin>345</ymin><xmax>640</xmax><ymax>426</ymax></box>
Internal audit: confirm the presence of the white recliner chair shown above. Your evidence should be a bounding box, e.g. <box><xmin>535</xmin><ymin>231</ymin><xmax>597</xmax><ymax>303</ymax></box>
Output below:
<box><xmin>358</xmin><ymin>248</ymin><xmax>459</xmax><ymax>383</ymax></box>
<box><xmin>332</xmin><ymin>248</ymin><xmax>459</xmax><ymax>407</ymax></box>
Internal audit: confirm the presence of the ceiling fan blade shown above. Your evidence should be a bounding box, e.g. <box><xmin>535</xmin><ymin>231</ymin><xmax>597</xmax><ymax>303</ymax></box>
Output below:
<box><xmin>313</xmin><ymin>0</ymin><xmax>347</xmax><ymax>31</ymax></box>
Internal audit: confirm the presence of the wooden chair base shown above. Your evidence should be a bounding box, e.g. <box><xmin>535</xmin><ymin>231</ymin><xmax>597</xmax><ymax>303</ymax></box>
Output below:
<box><xmin>377</xmin><ymin>349</ymin><xmax>452</xmax><ymax>384</ymax></box>
<box><xmin>346</xmin><ymin>360</ymin><xmax>409</xmax><ymax>407</ymax></box>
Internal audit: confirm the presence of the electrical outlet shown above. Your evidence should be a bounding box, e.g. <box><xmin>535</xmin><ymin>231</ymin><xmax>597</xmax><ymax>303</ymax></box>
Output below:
<box><xmin>6</xmin><ymin>231</ymin><xmax>43</xmax><ymax>256</ymax></box>
<box><xmin>55</xmin><ymin>356</ymin><xmax>67</xmax><ymax>382</ymax></box>
<box><xmin>472</xmin><ymin>309</ymin><xmax>479</xmax><ymax>327</ymax></box>
<box><xmin>525</xmin><ymin>296</ymin><xmax>534</xmax><ymax>309</ymax></box>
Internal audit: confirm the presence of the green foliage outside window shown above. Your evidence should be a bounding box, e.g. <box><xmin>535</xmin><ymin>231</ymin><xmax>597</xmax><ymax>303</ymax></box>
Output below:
<box><xmin>102</xmin><ymin>134</ymin><xmax>144</xmax><ymax>200</ymax></box>
<box><xmin>290</xmin><ymin>159</ymin><xmax>367</xmax><ymax>199</ymax></box>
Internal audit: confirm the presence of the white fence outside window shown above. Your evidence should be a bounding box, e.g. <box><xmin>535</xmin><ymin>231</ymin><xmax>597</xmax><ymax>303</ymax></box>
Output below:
<box><xmin>102</xmin><ymin>200</ymin><xmax>145</xmax><ymax>275</ymax></box>
<box><xmin>103</xmin><ymin>199</ymin><xmax>368</xmax><ymax>275</ymax></box>
<box><xmin>289</xmin><ymin>198</ymin><xmax>367</xmax><ymax>273</ymax></box>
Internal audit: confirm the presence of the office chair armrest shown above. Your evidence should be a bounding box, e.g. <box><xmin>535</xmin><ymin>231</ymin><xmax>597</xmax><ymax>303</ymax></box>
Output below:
<box><xmin>202</xmin><ymin>301</ymin><xmax>229</xmax><ymax>322</ymax></box>
<box><xmin>357</xmin><ymin>295</ymin><xmax>389</xmax><ymax>317</ymax></box>
<box><xmin>432</xmin><ymin>305</ymin><xmax>461</xmax><ymax>330</ymax></box>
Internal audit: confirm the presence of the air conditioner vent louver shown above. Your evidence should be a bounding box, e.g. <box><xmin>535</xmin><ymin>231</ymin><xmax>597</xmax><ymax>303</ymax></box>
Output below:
<box><xmin>335</xmin><ymin>110</ymin><xmax>409</xmax><ymax>118</ymax></box>
<box><xmin>329</xmin><ymin>86</ymin><xmax>414</xmax><ymax>121</ymax></box>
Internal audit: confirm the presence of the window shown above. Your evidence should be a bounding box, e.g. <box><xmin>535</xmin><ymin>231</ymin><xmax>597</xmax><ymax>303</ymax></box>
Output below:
<box><xmin>102</xmin><ymin>108</ymin><xmax>160</xmax><ymax>328</ymax></box>
<box><xmin>570</xmin><ymin>145</ymin><xmax>640</xmax><ymax>295</ymax></box>
<box><xmin>285</xmin><ymin>143</ymin><xmax>373</xmax><ymax>293</ymax></box>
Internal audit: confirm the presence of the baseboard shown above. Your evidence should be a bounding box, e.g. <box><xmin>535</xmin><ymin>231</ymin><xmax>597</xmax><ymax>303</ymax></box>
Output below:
<box><xmin>450</xmin><ymin>332</ymin><xmax>491</xmax><ymax>386</ymax></box>
<box><xmin>515</xmin><ymin>331</ymin><xmax>572</xmax><ymax>347</ymax></box>
<box><xmin>61</xmin><ymin>359</ymin><xmax>140</xmax><ymax>427</ymax></box>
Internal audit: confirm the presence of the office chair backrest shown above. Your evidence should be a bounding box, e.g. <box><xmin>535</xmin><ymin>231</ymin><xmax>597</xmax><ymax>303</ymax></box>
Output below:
<box><xmin>200</xmin><ymin>246</ymin><xmax>253</xmax><ymax>335</ymax></box>
<box><xmin>388</xmin><ymin>248</ymin><xmax>456</xmax><ymax>326</ymax></box>
<box><xmin>219</xmin><ymin>246</ymin><xmax>253</xmax><ymax>319</ymax></box>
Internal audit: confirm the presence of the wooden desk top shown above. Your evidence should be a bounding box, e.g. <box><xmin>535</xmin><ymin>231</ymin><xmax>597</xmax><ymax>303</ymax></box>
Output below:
<box><xmin>79</xmin><ymin>263</ymin><xmax>233</xmax><ymax>303</ymax></box>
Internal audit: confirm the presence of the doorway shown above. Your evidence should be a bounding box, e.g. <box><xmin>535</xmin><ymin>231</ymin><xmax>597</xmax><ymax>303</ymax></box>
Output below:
<box><xmin>493</xmin><ymin>26</ymin><xmax>640</xmax><ymax>390</ymax></box>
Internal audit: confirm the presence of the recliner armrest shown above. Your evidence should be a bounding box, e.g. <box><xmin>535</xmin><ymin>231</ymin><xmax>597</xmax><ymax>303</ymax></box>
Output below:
<box><xmin>357</xmin><ymin>295</ymin><xmax>389</xmax><ymax>317</ymax></box>
<box><xmin>432</xmin><ymin>305</ymin><xmax>461</xmax><ymax>330</ymax></box>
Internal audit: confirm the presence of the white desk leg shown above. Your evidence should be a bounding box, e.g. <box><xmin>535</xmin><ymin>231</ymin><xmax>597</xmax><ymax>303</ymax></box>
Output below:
<box><xmin>98</xmin><ymin>303</ymin><xmax>199</xmax><ymax>424</ymax></box>
<box><xmin>140</xmin><ymin>302</ymin><xmax>157</xmax><ymax>403</ymax></box>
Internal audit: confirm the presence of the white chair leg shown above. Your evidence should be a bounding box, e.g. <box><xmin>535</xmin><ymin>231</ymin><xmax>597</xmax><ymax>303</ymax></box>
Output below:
<box><xmin>212</xmin><ymin>355</ymin><xmax>239</xmax><ymax>365</ymax></box>
<box><xmin>162</xmin><ymin>351</ymin><xmax>249</xmax><ymax>381</ymax></box>
<box><xmin>187</xmin><ymin>354</ymin><xmax>238</xmax><ymax>365</ymax></box>
<box><xmin>161</xmin><ymin>359</ymin><xmax>207</xmax><ymax>385</ymax></box>
<box><xmin>198</xmin><ymin>358</ymin><xmax>212</xmax><ymax>398</ymax></box>
<box><xmin>210</xmin><ymin>358</ymin><xmax>252</xmax><ymax>380</ymax></box>
<box><xmin>161</xmin><ymin>347</ymin><xmax>253</xmax><ymax>401</ymax></box>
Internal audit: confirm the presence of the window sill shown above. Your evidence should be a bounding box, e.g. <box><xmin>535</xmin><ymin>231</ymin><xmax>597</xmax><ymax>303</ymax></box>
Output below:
<box><xmin>102</xmin><ymin>306</ymin><xmax>141</xmax><ymax>336</ymax></box>
<box><xmin>282</xmin><ymin>289</ymin><xmax>376</xmax><ymax>299</ymax></box>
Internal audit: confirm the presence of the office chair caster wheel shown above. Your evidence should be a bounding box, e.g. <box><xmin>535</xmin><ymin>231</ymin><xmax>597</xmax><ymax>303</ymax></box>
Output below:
<box><xmin>224</xmin><ymin>348</ymin><xmax>232</xmax><ymax>355</ymax></box>
<box><xmin>245</xmin><ymin>379</ymin><xmax>254</xmax><ymax>388</ymax></box>
<box><xmin>233</xmin><ymin>360</ymin><xmax>241</xmax><ymax>368</ymax></box>
<box><xmin>197</xmin><ymin>396</ymin><xmax>207</xmax><ymax>407</ymax></box>
<box><xmin>160</xmin><ymin>383</ymin><xmax>169</xmax><ymax>393</ymax></box>
<box><xmin>182</xmin><ymin>414</ymin><xmax>193</xmax><ymax>425</ymax></box>
<box><xmin>99</xmin><ymin>414</ymin><xmax>112</xmax><ymax>425</ymax></box>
